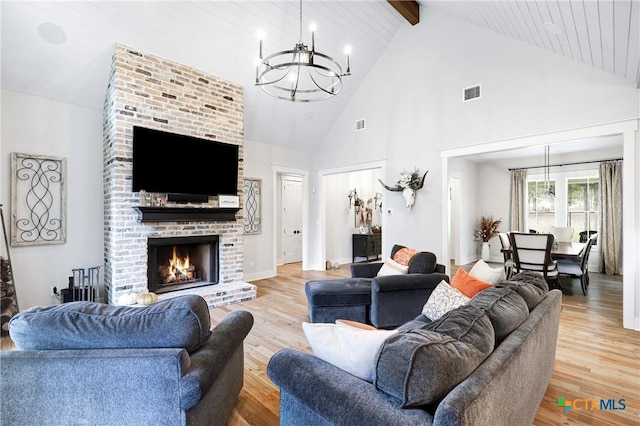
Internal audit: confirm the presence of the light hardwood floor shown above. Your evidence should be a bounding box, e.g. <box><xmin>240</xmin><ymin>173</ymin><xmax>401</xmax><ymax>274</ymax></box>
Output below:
<box><xmin>2</xmin><ymin>263</ymin><xmax>638</xmax><ymax>425</ymax></box>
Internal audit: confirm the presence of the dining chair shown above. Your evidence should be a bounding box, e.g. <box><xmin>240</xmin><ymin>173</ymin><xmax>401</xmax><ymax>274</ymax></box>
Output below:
<box><xmin>557</xmin><ymin>234</ymin><xmax>596</xmax><ymax>295</ymax></box>
<box><xmin>579</xmin><ymin>230</ymin><xmax>597</xmax><ymax>244</ymax></box>
<box><xmin>498</xmin><ymin>232</ymin><xmax>516</xmax><ymax>279</ymax></box>
<box><xmin>509</xmin><ymin>232</ymin><xmax>559</xmax><ymax>288</ymax></box>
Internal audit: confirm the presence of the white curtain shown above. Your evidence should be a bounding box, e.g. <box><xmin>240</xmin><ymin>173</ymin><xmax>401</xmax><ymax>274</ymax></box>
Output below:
<box><xmin>599</xmin><ymin>161</ymin><xmax>623</xmax><ymax>275</ymax></box>
<box><xmin>510</xmin><ymin>170</ymin><xmax>527</xmax><ymax>232</ymax></box>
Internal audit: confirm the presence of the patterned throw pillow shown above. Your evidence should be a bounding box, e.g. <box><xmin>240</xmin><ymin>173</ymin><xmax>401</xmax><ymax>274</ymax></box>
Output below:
<box><xmin>377</xmin><ymin>258</ymin><xmax>409</xmax><ymax>276</ymax></box>
<box><xmin>393</xmin><ymin>247</ymin><xmax>419</xmax><ymax>266</ymax></box>
<box><xmin>422</xmin><ymin>281</ymin><xmax>471</xmax><ymax>320</ymax></box>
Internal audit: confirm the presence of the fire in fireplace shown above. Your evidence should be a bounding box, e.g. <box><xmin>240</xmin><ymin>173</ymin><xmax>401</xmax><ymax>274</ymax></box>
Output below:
<box><xmin>147</xmin><ymin>235</ymin><xmax>219</xmax><ymax>294</ymax></box>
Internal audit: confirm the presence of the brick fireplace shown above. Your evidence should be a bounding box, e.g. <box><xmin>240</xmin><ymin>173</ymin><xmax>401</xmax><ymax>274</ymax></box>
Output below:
<box><xmin>102</xmin><ymin>44</ymin><xmax>247</xmax><ymax>305</ymax></box>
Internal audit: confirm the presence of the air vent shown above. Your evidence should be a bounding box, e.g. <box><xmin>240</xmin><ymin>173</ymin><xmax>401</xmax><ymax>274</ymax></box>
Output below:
<box><xmin>463</xmin><ymin>85</ymin><xmax>481</xmax><ymax>102</ymax></box>
<box><xmin>355</xmin><ymin>118</ymin><xmax>366</xmax><ymax>132</ymax></box>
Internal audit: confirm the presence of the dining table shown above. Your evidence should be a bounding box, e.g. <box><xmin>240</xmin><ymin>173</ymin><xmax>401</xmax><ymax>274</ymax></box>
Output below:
<box><xmin>551</xmin><ymin>241</ymin><xmax>586</xmax><ymax>260</ymax></box>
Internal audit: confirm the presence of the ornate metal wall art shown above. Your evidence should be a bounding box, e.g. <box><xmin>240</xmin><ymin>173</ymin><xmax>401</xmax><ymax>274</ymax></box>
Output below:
<box><xmin>11</xmin><ymin>153</ymin><xmax>67</xmax><ymax>246</ymax></box>
<box><xmin>243</xmin><ymin>178</ymin><xmax>262</xmax><ymax>234</ymax></box>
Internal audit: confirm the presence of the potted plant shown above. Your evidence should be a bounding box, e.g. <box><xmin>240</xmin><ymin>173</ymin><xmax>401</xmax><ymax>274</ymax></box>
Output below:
<box><xmin>474</xmin><ymin>214</ymin><xmax>502</xmax><ymax>261</ymax></box>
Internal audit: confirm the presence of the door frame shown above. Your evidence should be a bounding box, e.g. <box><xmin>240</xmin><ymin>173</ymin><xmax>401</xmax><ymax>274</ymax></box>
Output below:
<box><xmin>440</xmin><ymin>119</ymin><xmax>638</xmax><ymax>330</ymax></box>
<box><xmin>272</xmin><ymin>165</ymin><xmax>309</xmax><ymax>273</ymax></box>
<box><xmin>317</xmin><ymin>160</ymin><xmax>386</xmax><ymax>269</ymax></box>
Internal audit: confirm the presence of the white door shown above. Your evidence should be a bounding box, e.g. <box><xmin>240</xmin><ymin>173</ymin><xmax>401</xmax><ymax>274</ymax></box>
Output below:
<box><xmin>282</xmin><ymin>177</ymin><xmax>303</xmax><ymax>263</ymax></box>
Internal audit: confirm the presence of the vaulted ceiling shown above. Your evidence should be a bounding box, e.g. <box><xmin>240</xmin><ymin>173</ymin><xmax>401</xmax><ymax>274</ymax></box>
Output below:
<box><xmin>1</xmin><ymin>1</ymin><xmax>638</xmax><ymax>151</ymax></box>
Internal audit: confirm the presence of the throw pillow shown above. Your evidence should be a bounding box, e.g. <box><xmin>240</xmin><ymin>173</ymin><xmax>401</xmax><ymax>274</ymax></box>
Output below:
<box><xmin>451</xmin><ymin>268</ymin><xmax>493</xmax><ymax>298</ymax></box>
<box><xmin>392</xmin><ymin>247</ymin><xmax>419</xmax><ymax>266</ymax></box>
<box><xmin>9</xmin><ymin>295</ymin><xmax>211</xmax><ymax>353</ymax></box>
<box><xmin>469</xmin><ymin>259</ymin><xmax>505</xmax><ymax>284</ymax></box>
<box><xmin>302</xmin><ymin>321</ymin><xmax>397</xmax><ymax>382</ymax></box>
<box><xmin>335</xmin><ymin>319</ymin><xmax>377</xmax><ymax>330</ymax></box>
<box><xmin>376</xmin><ymin>258</ymin><xmax>409</xmax><ymax>276</ymax></box>
<box><xmin>422</xmin><ymin>280</ymin><xmax>470</xmax><ymax>320</ymax></box>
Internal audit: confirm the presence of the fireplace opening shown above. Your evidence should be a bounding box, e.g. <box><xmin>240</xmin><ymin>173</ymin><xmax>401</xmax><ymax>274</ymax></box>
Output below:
<box><xmin>147</xmin><ymin>235</ymin><xmax>219</xmax><ymax>294</ymax></box>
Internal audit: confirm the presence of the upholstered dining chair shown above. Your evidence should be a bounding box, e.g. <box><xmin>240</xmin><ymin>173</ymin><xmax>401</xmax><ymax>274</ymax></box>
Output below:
<box><xmin>557</xmin><ymin>234</ymin><xmax>596</xmax><ymax>295</ymax></box>
<box><xmin>509</xmin><ymin>233</ymin><xmax>559</xmax><ymax>289</ymax></box>
<box><xmin>498</xmin><ymin>232</ymin><xmax>516</xmax><ymax>279</ymax></box>
<box><xmin>579</xmin><ymin>230</ymin><xmax>597</xmax><ymax>244</ymax></box>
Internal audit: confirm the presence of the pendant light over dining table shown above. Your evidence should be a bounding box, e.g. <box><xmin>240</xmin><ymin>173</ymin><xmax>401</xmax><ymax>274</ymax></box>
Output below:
<box><xmin>539</xmin><ymin>145</ymin><xmax>555</xmax><ymax>211</ymax></box>
<box><xmin>255</xmin><ymin>0</ymin><xmax>351</xmax><ymax>102</ymax></box>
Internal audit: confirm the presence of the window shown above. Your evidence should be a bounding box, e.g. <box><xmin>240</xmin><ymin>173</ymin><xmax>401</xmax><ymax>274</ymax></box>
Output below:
<box><xmin>527</xmin><ymin>180</ymin><xmax>556</xmax><ymax>233</ymax></box>
<box><xmin>567</xmin><ymin>177</ymin><xmax>599</xmax><ymax>244</ymax></box>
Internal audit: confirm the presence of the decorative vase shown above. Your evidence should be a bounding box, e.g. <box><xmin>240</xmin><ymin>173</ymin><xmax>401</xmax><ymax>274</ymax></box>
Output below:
<box><xmin>481</xmin><ymin>242</ymin><xmax>491</xmax><ymax>262</ymax></box>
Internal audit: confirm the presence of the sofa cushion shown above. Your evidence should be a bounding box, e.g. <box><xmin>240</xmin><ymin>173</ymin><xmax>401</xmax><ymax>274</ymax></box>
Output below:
<box><xmin>467</xmin><ymin>286</ymin><xmax>529</xmax><ymax>344</ymax></box>
<box><xmin>302</xmin><ymin>321</ymin><xmax>398</xmax><ymax>382</ymax></box>
<box><xmin>501</xmin><ymin>271</ymin><xmax>549</xmax><ymax>311</ymax></box>
<box><xmin>9</xmin><ymin>295</ymin><xmax>211</xmax><ymax>353</ymax></box>
<box><xmin>375</xmin><ymin>305</ymin><xmax>495</xmax><ymax>407</ymax></box>
<box><xmin>407</xmin><ymin>251</ymin><xmax>437</xmax><ymax>274</ymax></box>
<box><xmin>451</xmin><ymin>268</ymin><xmax>492</xmax><ymax>297</ymax></box>
<box><xmin>421</xmin><ymin>280</ymin><xmax>470</xmax><ymax>320</ymax></box>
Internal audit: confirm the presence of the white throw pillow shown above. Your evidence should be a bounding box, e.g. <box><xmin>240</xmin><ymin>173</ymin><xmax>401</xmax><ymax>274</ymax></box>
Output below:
<box><xmin>376</xmin><ymin>258</ymin><xmax>409</xmax><ymax>277</ymax></box>
<box><xmin>422</xmin><ymin>281</ymin><xmax>471</xmax><ymax>320</ymax></box>
<box><xmin>469</xmin><ymin>259</ymin><xmax>504</xmax><ymax>284</ymax></box>
<box><xmin>302</xmin><ymin>321</ymin><xmax>398</xmax><ymax>382</ymax></box>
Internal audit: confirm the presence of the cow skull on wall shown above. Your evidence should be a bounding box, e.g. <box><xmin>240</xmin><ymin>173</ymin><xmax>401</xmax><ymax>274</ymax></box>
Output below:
<box><xmin>378</xmin><ymin>170</ymin><xmax>428</xmax><ymax>210</ymax></box>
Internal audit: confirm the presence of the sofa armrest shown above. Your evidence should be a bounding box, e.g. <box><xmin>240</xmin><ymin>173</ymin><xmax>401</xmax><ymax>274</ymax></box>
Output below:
<box><xmin>370</xmin><ymin>273</ymin><xmax>449</xmax><ymax>328</ymax></box>
<box><xmin>350</xmin><ymin>262</ymin><xmax>383</xmax><ymax>278</ymax></box>
<box><xmin>180</xmin><ymin>310</ymin><xmax>254</xmax><ymax>410</ymax></box>
<box><xmin>267</xmin><ymin>349</ymin><xmax>432</xmax><ymax>426</ymax></box>
<box><xmin>1</xmin><ymin>347</ymin><xmax>189</xmax><ymax>425</ymax></box>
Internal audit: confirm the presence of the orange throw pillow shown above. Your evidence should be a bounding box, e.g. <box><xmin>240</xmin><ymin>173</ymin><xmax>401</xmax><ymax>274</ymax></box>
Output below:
<box><xmin>451</xmin><ymin>268</ymin><xmax>492</xmax><ymax>298</ymax></box>
<box><xmin>393</xmin><ymin>247</ymin><xmax>419</xmax><ymax>266</ymax></box>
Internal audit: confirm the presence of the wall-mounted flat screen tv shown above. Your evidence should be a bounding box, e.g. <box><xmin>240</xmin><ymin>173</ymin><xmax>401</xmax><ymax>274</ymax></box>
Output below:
<box><xmin>132</xmin><ymin>126</ymin><xmax>239</xmax><ymax>200</ymax></box>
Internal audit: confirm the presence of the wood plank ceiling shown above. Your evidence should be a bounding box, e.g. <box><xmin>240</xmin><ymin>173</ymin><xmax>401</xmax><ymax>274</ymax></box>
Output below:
<box><xmin>423</xmin><ymin>0</ymin><xmax>640</xmax><ymax>88</ymax></box>
<box><xmin>1</xmin><ymin>1</ymin><xmax>637</xmax><ymax>151</ymax></box>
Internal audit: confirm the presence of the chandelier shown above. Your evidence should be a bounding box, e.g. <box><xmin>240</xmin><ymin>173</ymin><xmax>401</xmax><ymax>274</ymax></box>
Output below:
<box><xmin>255</xmin><ymin>0</ymin><xmax>351</xmax><ymax>102</ymax></box>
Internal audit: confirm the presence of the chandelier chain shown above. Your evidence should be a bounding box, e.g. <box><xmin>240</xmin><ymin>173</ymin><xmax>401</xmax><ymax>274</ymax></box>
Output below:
<box><xmin>299</xmin><ymin>0</ymin><xmax>303</xmax><ymax>43</ymax></box>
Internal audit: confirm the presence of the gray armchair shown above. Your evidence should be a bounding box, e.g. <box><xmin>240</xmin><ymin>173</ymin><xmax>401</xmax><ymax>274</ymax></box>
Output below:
<box><xmin>1</xmin><ymin>295</ymin><xmax>254</xmax><ymax>426</ymax></box>
<box><xmin>306</xmin><ymin>245</ymin><xmax>449</xmax><ymax>328</ymax></box>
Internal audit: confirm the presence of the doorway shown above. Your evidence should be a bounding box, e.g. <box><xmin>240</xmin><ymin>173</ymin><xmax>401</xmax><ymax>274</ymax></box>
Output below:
<box><xmin>281</xmin><ymin>175</ymin><xmax>303</xmax><ymax>264</ymax></box>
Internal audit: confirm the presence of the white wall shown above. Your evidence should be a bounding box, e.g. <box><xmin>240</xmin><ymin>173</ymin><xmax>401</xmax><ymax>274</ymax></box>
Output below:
<box><xmin>1</xmin><ymin>90</ymin><xmax>104</xmax><ymax>309</ymax></box>
<box><xmin>323</xmin><ymin>168</ymin><xmax>382</xmax><ymax>265</ymax></box>
<box><xmin>242</xmin><ymin>139</ymin><xmax>311</xmax><ymax>281</ymax></box>
<box><xmin>309</xmin><ymin>10</ymin><xmax>638</xmax><ymax>271</ymax></box>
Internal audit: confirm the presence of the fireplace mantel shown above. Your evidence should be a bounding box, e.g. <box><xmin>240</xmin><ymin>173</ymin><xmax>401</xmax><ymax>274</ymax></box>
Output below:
<box><xmin>134</xmin><ymin>207</ymin><xmax>239</xmax><ymax>222</ymax></box>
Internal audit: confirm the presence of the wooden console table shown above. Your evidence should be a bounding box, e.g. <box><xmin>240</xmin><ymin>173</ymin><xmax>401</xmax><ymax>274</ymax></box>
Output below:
<box><xmin>352</xmin><ymin>233</ymin><xmax>382</xmax><ymax>263</ymax></box>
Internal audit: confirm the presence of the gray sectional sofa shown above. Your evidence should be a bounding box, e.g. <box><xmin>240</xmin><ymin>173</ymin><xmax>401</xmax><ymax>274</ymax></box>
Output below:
<box><xmin>1</xmin><ymin>295</ymin><xmax>253</xmax><ymax>426</ymax></box>
<box><xmin>268</xmin><ymin>272</ymin><xmax>562</xmax><ymax>425</ymax></box>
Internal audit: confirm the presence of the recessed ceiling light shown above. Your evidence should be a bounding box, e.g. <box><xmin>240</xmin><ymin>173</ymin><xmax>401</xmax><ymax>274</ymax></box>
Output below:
<box><xmin>543</xmin><ymin>22</ymin><xmax>564</xmax><ymax>36</ymax></box>
<box><xmin>37</xmin><ymin>22</ymin><xmax>67</xmax><ymax>45</ymax></box>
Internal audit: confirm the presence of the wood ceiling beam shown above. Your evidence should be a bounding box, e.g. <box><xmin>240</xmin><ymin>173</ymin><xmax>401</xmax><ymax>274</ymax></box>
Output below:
<box><xmin>388</xmin><ymin>0</ymin><xmax>420</xmax><ymax>26</ymax></box>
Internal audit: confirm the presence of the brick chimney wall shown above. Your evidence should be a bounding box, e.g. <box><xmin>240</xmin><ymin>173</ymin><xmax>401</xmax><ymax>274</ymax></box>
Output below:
<box><xmin>103</xmin><ymin>44</ymin><xmax>244</xmax><ymax>304</ymax></box>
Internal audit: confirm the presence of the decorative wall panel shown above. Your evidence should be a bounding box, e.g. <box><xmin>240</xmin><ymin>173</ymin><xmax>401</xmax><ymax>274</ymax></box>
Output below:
<box><xmin>10</xmin><ymin>153</ymin><xmax>66</xmax><ymax>246</ymax></box>
<box><xmin>243</xmin><ymin>178</ymin><xmax>262</xmax><ymax>234</ymax></box>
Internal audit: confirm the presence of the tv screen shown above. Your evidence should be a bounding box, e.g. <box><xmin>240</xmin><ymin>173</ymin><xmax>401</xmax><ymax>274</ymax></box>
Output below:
<box><xmin>132</xmin><ymin>126</ymin><xmax>239</xmax><ymax>198</ymax></box>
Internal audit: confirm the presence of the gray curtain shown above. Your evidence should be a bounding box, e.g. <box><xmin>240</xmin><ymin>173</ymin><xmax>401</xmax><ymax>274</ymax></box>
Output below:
<box><xmin>599</xmin><ymin>161</ymin><xmax>623</xmax><ymax>275</ymax></box>
<box><xmin>510</xmin><ymin>170</ymin><xmax>527</xmax><ymax>232</ymax></box>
